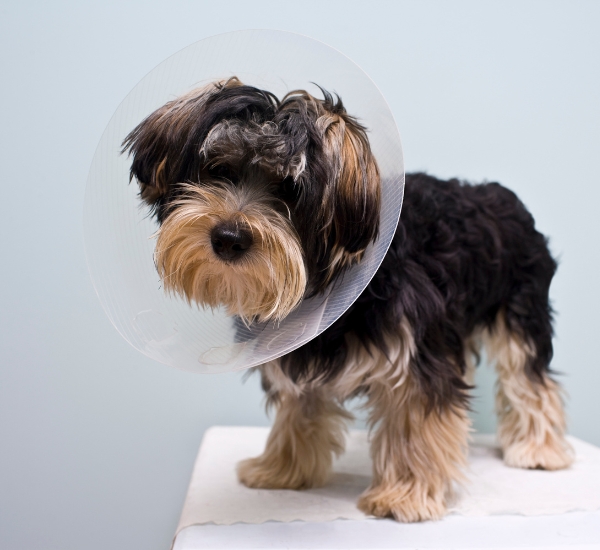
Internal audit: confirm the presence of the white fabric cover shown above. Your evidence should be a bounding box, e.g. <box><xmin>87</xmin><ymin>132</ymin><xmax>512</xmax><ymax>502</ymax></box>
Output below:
<box><xmin>176</xmin><ymin>426</ymin><xmax>600</xmax><ymax>532</ymax></box>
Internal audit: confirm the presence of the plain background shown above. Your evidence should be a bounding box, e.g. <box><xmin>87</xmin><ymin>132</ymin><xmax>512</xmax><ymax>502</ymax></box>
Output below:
<box><xmin>1</xmin><ymin>1</ymin><xmax>599</xmax><ymax>549</ymax></box>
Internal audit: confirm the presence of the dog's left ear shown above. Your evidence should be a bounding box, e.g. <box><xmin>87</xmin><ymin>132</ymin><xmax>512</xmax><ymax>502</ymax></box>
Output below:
<box><xmin>318</xmin><ymin>94</ymin><xmax>381</xmax><ymax>284</ymax></box>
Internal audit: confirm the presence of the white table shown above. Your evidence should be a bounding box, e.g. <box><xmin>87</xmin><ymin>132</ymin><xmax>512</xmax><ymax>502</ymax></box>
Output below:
<box><xmin>172</xmin><ymin>427</ymin><xmax>600</xmax><ymax>549</ymax></box>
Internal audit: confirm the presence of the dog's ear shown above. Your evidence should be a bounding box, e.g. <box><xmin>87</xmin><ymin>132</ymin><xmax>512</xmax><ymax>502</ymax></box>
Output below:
<box><xmin>122</xmin><ymin>77</ymin><xmax>278</xmax><ymax>219</ymax></box>
<box><xmin>317</xmin><ymin>93</ymin><xmax>381</xmax><ymax>285</ymax></box>
<box><xmin>121</xmin><ymin>80</ymin><xmax>236</xmax><ymax>212</ymax></box>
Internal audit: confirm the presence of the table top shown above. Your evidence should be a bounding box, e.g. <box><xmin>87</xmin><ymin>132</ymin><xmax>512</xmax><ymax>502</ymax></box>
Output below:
<box><xmin>172</xmin><ymin>427</ymin><xmax>600</xmax><ymax>549</ymax></box>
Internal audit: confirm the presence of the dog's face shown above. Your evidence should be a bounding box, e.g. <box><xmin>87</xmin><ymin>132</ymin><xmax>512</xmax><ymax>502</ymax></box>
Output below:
<box><xmin>123</xmin><ymin>78</ymin><xmax>380</xmax><ymax>323</ymax></box>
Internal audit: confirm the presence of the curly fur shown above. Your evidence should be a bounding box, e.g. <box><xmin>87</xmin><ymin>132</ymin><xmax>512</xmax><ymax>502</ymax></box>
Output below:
<box><xmin>254</xmin><ymin>173</ymin><xmax>572</xmax><ymax>519</ymax></box>
<box><xmin>123</xmin><ymin>78</ymin><xmax>380</xmax><ymax>304</ymax></box>
<box><xmin>123</xmin><ymin>79</ymin><xmax>572</xmax><ymax>522</ymax></box>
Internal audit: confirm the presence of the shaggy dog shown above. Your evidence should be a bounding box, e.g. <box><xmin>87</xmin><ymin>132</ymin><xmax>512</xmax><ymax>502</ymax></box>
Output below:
<box><xmin>123</xmin><ymin>77</ymin><xmax>573</xmax><ymax>522</ymax></box>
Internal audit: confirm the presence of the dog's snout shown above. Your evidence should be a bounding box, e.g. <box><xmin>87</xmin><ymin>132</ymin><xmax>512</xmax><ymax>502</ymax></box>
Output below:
<box><xmin>210</xmin><ymin>222</ymin><xmax>253</xmax><ymax>261</ymax></box>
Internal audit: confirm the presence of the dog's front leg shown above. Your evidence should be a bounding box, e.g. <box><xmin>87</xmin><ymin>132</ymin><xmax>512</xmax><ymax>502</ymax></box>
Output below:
<box><xmin>358</xmin><ymin>371</ymin><xmax>470</xmax><ymax>522</ymax></box>
<box><xmin>238</xmin><ymin>375</ymin><xmax>351</xmax><ymax>490</ymax></box>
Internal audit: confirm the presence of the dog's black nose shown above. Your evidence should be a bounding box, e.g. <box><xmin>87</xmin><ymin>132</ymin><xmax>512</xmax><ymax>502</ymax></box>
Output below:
<box><xmin>210</xmin><ymin>222</ymin><xmax>253</xmax><ymax>261</ymax></box>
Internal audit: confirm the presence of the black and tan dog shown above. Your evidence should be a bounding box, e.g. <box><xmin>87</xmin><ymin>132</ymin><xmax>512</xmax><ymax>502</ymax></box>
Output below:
<box><xmin>123</xmin><ymin>77</ymin><xmax>573</xmax><ymax>522</ymax></box>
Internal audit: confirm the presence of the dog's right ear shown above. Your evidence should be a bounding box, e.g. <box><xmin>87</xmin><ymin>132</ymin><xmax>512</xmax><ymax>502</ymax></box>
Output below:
<box><xmin>121</xmin><ymin>78</ymin><xmax>246</xmax><ymax>217</ymax></box>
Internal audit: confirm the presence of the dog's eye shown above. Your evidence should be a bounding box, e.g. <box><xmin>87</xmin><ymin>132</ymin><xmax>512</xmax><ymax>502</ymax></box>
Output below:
<box><xmin>208</xmin><ymin>165</ymin><xmax>236</xmax><ymax>182</ymax></box>
<box><xmin>280</xmin><ymin>176</ymin><xmax>301</xmax><ymax>201</ymax></box>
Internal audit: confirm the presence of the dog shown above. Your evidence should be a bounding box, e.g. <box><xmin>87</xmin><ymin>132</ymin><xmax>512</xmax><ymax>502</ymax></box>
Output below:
<box><xmin>123</xmin><ymin>77</ymin><xmax>573</xmax><ymax>522</ymax></box>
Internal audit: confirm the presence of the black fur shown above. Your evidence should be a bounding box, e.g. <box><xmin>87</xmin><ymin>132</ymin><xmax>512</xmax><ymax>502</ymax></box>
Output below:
<box><xmin>281</xmin><ymin>172</ymin><xmax>557</xmax><ymax>412</ymax></box>
<box><xmin>122</xmin><ymin>80</ymin><xmax>379</xmax><ymax>297</ymax></box>
<box><xmin>123</xmin><ymin>84</ymin><xmax>280</xmax><ymax>222</ymax></box>
<box><xmin>123</xmin><ymin>82</ymin><xmax>557</xmax><ymax>415</ymax></box>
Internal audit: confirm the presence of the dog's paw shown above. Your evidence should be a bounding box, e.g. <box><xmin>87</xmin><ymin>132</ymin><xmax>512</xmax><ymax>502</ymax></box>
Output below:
<box><xmin>502</xmin><ymin>436</ymin><xmax>574</xmax><ymax>470</ymax></box>
<box><xmin>237</xmin><ymin>455</ymin><xmax>291</xmax><ymax>489</ymax></box>
<box><xmin>357</xmin><ymin>482</ymin><xmax>447</xmax><ymax>522</ymax></box>
<box><xmin>237</xmin><ymin>455</ymin><xmax>326</xmax><ymax>490</ymax></box>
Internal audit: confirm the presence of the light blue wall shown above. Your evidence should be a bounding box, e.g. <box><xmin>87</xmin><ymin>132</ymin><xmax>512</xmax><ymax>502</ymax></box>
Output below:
<box><xmin>1</xmin><ymin>1</ymin><xmax>598</xmax><ymax>549</ymax></box>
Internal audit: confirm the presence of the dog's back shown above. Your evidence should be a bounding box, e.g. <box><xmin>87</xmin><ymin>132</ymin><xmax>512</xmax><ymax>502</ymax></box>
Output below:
<box><xmin>282</xmin><ymin>173</ymin><xmax>556</xmax><ymax>394</ymax></box>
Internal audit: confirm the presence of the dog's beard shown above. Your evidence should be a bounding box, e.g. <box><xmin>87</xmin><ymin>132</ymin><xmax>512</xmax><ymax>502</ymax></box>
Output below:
<box><xmin>154</xmin><ymin>183</ymin><xmax>307</xmax><ymax>323</ymax></box>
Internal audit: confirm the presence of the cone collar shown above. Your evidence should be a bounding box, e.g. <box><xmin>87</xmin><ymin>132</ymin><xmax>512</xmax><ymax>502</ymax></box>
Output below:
<box><xmin>84</xmin><ymin>30</ymin><xmax>404</xmax><ymax>373</ymax></box>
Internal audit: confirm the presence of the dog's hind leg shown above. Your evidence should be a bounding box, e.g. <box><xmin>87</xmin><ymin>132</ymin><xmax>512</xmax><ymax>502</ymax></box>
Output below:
<box><xmin>485</xmin><ymin>312</ymin><xmax>573</xmax><ymax>470</ymax></box>
<box><xmin>237</xmin><ymin>364</ymin><xmax>351</xmax><ymax>489</ymax></box>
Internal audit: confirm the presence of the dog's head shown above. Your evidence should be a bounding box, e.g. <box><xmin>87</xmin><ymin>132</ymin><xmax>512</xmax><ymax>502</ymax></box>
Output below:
<box><xmin>122</xmin><ymin>77</ymin><xmax>380</xmax><ymax>323</ymax></box>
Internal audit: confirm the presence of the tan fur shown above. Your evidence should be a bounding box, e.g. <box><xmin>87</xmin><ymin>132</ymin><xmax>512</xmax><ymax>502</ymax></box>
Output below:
<box><xmin>483</xmin><ymin>315</ymin><xmax>573</xmax><ymax>470</ymax></box>
<box><xmin>318</xmin><ymin>108</ymin><xmax>381</xmax><ymax>283</ymax></box>
<box><xmin>273</xmin><ymin>89</ymin><xmax>381</xmax><ymax>284</ymax></box>
<box><xmin>240</xmin><ymin>312</ymin><xmax>572</xmax><ymax>521</ymax></box>
<box><xmin>323</xmin><ymin>247</ymin><xmax>366</xmax><ymax>285</ymax></box>
<box><xmin>238</xmin><ymin>321</ymin><xmax>415</xmax><ymax>492</ymax></box>
<box><xmin>259</xmin><ymin>318</ymin><xmax>415</xmax><ymax>403</ymax></box>
<box><xmin>154</xmin><ymin>183</ymin><xmax>306</xmax><ymax>323</ymax></box>
<box><xmin>237</xmin><ymin>390</ymin><xmax>352</xmax><ymax>489</ymax></box>
<box><xmin>332</xmin><ymin>318</ymin><xmax>416</xmax><ymax>399</ymax></box>
<box><xmin>358</xmin><ymin>368</ymin><xmax>470</xmax><ymax>522</ymax></box>
<box><xmin>240</xmin><ymin>319</ymin><xmax>470</xmax><ymax>522</ymax></box>
<box><xmin>336</xmin><ymin>320</ymin><xmax>470</xmax><ymax>522</ymax></box>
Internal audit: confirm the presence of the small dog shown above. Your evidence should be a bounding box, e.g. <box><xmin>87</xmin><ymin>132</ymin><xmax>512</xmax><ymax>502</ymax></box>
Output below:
<box><xmin>123</xmin><ymin>77</ymin><xmax>573</xmax><ymax>522</ymax></box>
